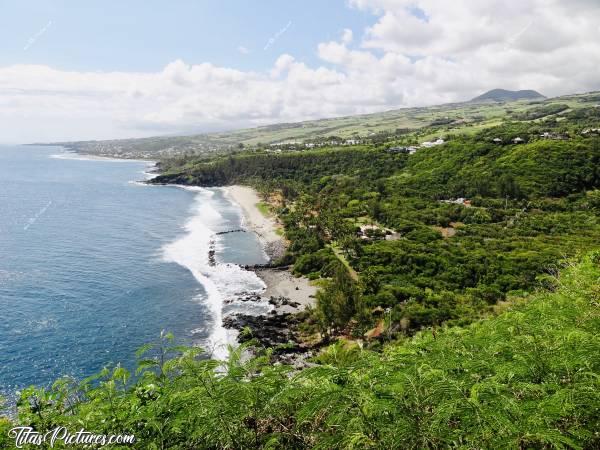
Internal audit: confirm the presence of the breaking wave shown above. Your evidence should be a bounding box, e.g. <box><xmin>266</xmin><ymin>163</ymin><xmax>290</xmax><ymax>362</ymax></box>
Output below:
<box><xmin>161</xmin><ymin>187</ymin><xmax>266</xmax><ymax>359</ymax></box>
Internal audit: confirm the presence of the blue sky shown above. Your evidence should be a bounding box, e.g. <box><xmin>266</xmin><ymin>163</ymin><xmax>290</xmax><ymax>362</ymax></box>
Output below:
<box><xmin>0</xmin><ymin>0</ymin><xmax>598</xmax><ymax>143</ymax></box>
<box><xmin>1</xmin><ymin>0</ymin><xmax>373</xmax><ymax>72</ymax></box>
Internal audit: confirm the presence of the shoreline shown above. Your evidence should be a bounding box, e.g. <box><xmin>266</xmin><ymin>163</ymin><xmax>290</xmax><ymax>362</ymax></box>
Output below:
<box><xmin>222</xmin><ymin>185</ymin><xmax>285</xmax><ymax>261</ymax></box>
<box><xmin>223</xmin><ymin>185</ymin><xmax>317</xmax><ymax>314</ymax></box>
<box><xmin>50</xmin><ymin>150</ymin><xmax>156</xmax><ymax>165</ymax></box>
<box><xmin>32</xmin><ymin>144</ymin><xmax>156</xmax><ymax>162</ymax></box>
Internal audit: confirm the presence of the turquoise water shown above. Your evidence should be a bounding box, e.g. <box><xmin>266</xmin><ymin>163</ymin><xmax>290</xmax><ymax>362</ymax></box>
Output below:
<box><xmin>0</xmin><ymin>146</ymin><xmax>268</xmax><ymax>406</ymax></box>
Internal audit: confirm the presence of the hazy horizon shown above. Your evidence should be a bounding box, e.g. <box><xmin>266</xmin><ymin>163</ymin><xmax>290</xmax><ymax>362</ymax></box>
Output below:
<box><xmin>2</xmin><ymin>0</ymin><xmax>600</xmax><ymax>143</ymax></box>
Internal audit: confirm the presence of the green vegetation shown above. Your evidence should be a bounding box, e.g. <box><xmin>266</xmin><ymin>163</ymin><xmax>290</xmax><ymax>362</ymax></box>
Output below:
<box><xmin>396</xmin><ymin>135</ymin><xmax>598</xmax><ymax>198</ymax></box>
<box><xmin>154</xmin><ymin>146</ymin><xmax>405</xmax><ymax>188</ymax></box>
<box><xmin>13</xmin><ymin>91</ymin><xmax>599</xmax><ymax>448</ymax></box>
<box><xmin>0</xmin><ymin>416</ymin><xmax>10</xmax><ymax>449</ymax></box>
<box><xmin>153</xmin><ymin>115</ymin><xmax>599</xmax><ymax>336</ymax></box>
<box><xmin>511</xmin><ymin>103</ymin><xmax>570</xmax><ymax>121</ymax></box>
<box><xmin>51</xmin><ymin>90</ymin><xmax>598</xmax><ymax>159</ymax></box>
<box><xmin>256</xmin><ymin>201</ymin><xmax>271</xmax><ymax>217</ymax></box>
<box><xmin>10</xmin><ymin>254</ymin><xmax>600</xmax><ymax>449</ymax></box>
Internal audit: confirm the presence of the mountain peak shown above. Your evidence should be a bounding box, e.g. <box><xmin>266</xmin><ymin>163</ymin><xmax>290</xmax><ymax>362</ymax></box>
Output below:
<box><xmin>470</xmin><ymin>89</ymin><xmax>546</xmax><ymax>103</ymax></box>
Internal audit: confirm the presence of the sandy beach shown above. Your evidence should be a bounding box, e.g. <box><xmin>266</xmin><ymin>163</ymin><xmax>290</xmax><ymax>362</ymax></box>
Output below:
<box><xmin>223</xmin><ymin>185</ymin><xmax>285</xmax><ymax>261</ymax></box>
<box><xmin>255</xmin><ymin>267</ymin><xmax>317</xmax><ymax>313</ymax></box>
<box><xmin>223</xmin><ymin>185</ymin><xmax>317</xmax><ymax>313</ymax></box>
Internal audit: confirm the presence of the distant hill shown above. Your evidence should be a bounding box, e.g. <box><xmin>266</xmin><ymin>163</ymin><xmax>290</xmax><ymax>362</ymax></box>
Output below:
<box><xmin>44</xmin><ymin>89</ymin><xmax>600</xmax><ymax>160</ymax></box>
<box><xmin>471</xmin><ymin>89</ymin><xmax>545</xmax><ymax>103</ymax></box>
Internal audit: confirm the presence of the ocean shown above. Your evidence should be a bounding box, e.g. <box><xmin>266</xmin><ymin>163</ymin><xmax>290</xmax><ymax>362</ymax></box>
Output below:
<box><xmin>0</xmin><ymin>145</ymin><xmax>268</xmax><ymax>407</ymax></box>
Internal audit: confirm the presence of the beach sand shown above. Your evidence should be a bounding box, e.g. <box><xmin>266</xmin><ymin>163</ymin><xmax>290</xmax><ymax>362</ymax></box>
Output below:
<box><xmin>223</xmin><ymin>185</ymin><xmax>283</xmax><ymax>254</ymax></box>
<box><xmin>256</xmin><ymin>268</ymin><xmax>317</xmax><ymax>313</ymax></box>
<box><xmin>223</xmin><ymin>185</ymin><xmax>317</xmax><ymax>312</ymax></box>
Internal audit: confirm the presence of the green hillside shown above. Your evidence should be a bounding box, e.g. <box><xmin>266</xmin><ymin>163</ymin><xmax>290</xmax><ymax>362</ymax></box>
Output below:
<box><xmin>5</xmin><ymin>254</ymin><xmax>599</xmax><ymax>449</ymax></box>
<box><xmin>10</xmin><ymin>90</ymin><xmax>599</xmax><ymax>449</ymax></box>
<box><xmin>152</xmin><ymin>108</ymin><xmax>600</xmax><ymax>338</ymax></box>
<box><xmin>47</xmin><ymin>90</ymin><xmax>600</xmax><ymax>159</ymax></box>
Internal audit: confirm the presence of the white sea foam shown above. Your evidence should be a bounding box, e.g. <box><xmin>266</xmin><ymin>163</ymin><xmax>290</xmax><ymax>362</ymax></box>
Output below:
<box><xmin>161</xmin><ymin>187</ymin><xmax>266</xmax><ymax>359</ymax></box>
<box><xmin>141</xmin><ymin>168</ymin><xmax>159</xmax><ymax>181</ymax></box>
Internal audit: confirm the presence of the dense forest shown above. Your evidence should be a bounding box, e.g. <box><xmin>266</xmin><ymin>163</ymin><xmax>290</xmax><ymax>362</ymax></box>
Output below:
<box><xmin>153</xmin><ymin>120</ymin><xmax>599</xmax><ymax>337</ymax></box>
<box><xmin>5</xmin><ymin>101</ymin><xmax>600</xmax><ymax>448</ymax></box>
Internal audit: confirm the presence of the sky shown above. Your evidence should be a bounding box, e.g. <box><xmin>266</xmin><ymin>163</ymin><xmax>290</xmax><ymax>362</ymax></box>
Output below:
<box><xmin>1</xmin><ymin>0</ymin><xmax>599</xmax><ymax>143</ymax></box>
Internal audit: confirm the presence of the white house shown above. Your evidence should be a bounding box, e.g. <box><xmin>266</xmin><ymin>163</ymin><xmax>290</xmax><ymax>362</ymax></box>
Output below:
<box><xmin>421</xmin><ymin>138</ymin><xmax>445</xmax><ymax>148</ymax></box>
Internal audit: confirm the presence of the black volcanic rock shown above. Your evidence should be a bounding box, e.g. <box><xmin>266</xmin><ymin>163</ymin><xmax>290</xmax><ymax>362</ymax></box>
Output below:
<box><xmin>223</xmin><ymin>313</ymin><xmax>301</xmax><ymax>350</ymax></box>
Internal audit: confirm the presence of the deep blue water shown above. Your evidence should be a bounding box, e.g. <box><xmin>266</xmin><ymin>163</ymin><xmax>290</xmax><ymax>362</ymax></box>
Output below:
<box><xmin>0</xmin><ymin>146</ymin><xmax>267</xmax><ymax>407</ymax></box>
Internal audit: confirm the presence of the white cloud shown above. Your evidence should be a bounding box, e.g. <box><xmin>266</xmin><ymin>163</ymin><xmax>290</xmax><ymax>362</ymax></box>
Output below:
<box><xmin>237</xmin><ymin>46</ymin><xmax>250</xmax><ymax>55</ymax></box>
<box><xmin>1</xmin><ymin>0</ymin><xmax>600</xmax><ymax>143</ymax></box>
<box><xmin>341</xmin><ymin>28</ymin><xmax>354</xmax><ymax>45</ymax></box>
